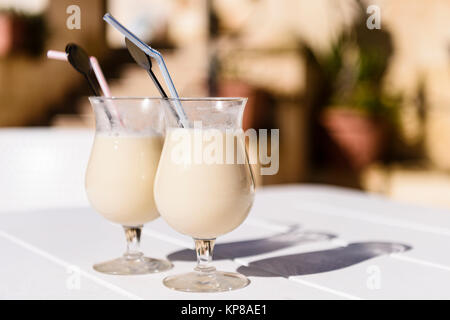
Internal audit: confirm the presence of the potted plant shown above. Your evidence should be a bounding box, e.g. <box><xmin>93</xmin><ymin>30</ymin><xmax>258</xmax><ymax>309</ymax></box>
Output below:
<box><xmin>0</xmin><ymin>9</ymin><xmax>46</xmax><ymax>57</ymax></box>
<box><xmin>321</xmin><ymin>82</ymin><xmax>400</xmax><ymax>170</ymax></box>
<box><xmin>316</xmin><ymin>12</ymin><xmax>401</xmax><ymax>170</ymax></box>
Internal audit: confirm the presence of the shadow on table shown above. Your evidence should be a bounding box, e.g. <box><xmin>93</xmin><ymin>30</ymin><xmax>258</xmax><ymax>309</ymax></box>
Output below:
<box><xmin>237</xmin><ymin>242</ymin><xmax>412</xmax><ymax>277</ymax></box>
<box><xmin>167</xmin><ymin>225</ymin><xmax>336</xmax><ymax>262</ymax></box>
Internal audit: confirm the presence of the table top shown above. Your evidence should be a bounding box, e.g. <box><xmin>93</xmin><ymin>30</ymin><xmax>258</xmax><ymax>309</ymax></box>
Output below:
<box><xmin>1</xmin><ymin>184</ymin><xmax>449</xmax><ymax>300</ymax></box>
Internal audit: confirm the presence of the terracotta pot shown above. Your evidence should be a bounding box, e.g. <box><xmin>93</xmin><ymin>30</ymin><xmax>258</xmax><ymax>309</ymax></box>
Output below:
<box><xmin>217</xmin><ymin>80</ymin><xmax>274</xmax><ymax>131</ymax></box>
<box><xmin>320</xmin><ymin>108</ymin><xmax>388</xmax><ymax>170</ymax></box>
<box><xmin>216</xmin><ymin>80</ymin><xmax>256</xmax><ymax>130</ymax></box>
<box><xmin>0</xmin><ymin>13</ymin><xmax>13</xmax><ymax>56</ymax></box>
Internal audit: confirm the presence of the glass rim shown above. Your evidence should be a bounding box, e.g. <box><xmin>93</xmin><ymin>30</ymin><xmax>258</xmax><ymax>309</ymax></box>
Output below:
<box><xmin>89</xmin><ymin>96</ymin><xmax>248</xmax><ymax>103</ymax></box>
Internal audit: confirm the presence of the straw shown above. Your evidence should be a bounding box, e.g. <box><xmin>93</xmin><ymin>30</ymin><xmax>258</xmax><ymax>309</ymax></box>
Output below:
<box><xmin>103</xmin><ymin>13</ymin><xmax>189</xmax><ymax>128</ymax></box>
<box><xmin>89</xmin><ymin>57</ymin><xmax>111</xmax><ymax>97</ymax></box>
<box><xmin>89</xmin><ymin>56</ymin><xmax>125</xmax><ymax>126</ymax></box>
<box><xmin>47</xmin><ymin>49</ymin><xmax>122</xmax><ymax>126</ymax></box>
<box><xmin>47</xmin><ymin>50</ymin><xmax>68</xmax><ymax>61</ymax></box>
<box><xmin>47</xmin><ymin>50</ymin><xmax>112</xmax><ymax>97</ymax></box>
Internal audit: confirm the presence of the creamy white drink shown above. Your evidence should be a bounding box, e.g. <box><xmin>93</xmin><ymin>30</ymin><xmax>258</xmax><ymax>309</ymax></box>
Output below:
<box><xmin>86</xmin><ymin>133</ymin><xmax>163</xmax><ymax>226</ymax></box>
<box><xmin>154</xmin><ymin>128</ymin><xmax>255</xmax><ymax>239</ymax></box>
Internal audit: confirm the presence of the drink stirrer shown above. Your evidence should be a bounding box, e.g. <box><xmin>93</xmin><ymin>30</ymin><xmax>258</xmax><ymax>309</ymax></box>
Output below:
<box><xmin>125</xmin><ymin>38</ymin><xmax>183</xmax><ymax>122</ymax></box>
<box><xmin>47</xmin><ymin>50</ymin><xmax>111</xmax><ymax>97</ymax></box>
<box><xmin>47</xmin><ymin>45</ymin><xmax>115</xmax><ymax>123</ymax></box>
<box><xmin>103</xmin><ymin>13</ymin><xmax>189</xmax><ymax>128</ymax></box>
<box><xmin>125</xmin><ymin>38</ymin><xmax>168</xmax><ymax>98</ymax></box>
<box><xmin>65</xmin><ymin>43</ymin><xmax>102</xmax><ymax>97</ymax></box>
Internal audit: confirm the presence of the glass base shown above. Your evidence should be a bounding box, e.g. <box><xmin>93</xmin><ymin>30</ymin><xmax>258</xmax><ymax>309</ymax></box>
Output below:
<box><xmin>163</xmin><ymin>271</ymin><xmax>250</xmax><ymax>292</ymax></box>
<box><xmin>93</xmin><ymin>255</ymin><xmax>173</xmax><ymax>275</ymax></box>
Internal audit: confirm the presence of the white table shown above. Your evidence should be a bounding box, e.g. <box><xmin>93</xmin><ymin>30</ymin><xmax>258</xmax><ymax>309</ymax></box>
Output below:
<box><xmin>1</xmin><ymin>184</ymin><xmax>450</xmax><ymax>300</ymax></box>
<box><xmin>0</xmin><ymin>129</ymin><xmax>449</xmax><ymax>299</ymax></box>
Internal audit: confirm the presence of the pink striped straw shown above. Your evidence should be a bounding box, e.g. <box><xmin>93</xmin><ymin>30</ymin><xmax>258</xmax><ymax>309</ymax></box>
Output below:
<box><xmin>47</xmin><ymin>50</ymin><xmax>111</xmax><ymax>97</ymax></box>
<box><xmin>89</xmin><ymin>57</ymin><xmax>111</xmax><ymax>97</ymax></box>
<box><xmin>47</xmin><ymin>50</ymin><xmax>68</xmax><ymax>61</ymax></box>
<box><xmin>88</xmin><ymin>56</ymin><xmax>123</xmax><ymax>125</ymax></box>
<box><xmin>47</xmin><ymin>49</ymin><xmax>123</xmax><ymax>126</ymax></box>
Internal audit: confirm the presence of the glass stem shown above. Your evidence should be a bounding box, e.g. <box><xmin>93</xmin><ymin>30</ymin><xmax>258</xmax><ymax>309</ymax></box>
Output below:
<box><xmin>194</xmin><ymin>238</ymin><xmax>216</xmax><ymax>274</ymax></box>
<box><xmin>123</xmin><ymin>225</ymin><xmax>143</xmax><ymax>260</ymax></box>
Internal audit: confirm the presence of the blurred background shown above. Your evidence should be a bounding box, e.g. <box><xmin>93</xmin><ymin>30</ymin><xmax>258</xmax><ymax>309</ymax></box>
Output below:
<box><xmin>2</xmin><ymin>0</ymin><xmax>450</xmax><ymax>209</ymax></box>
